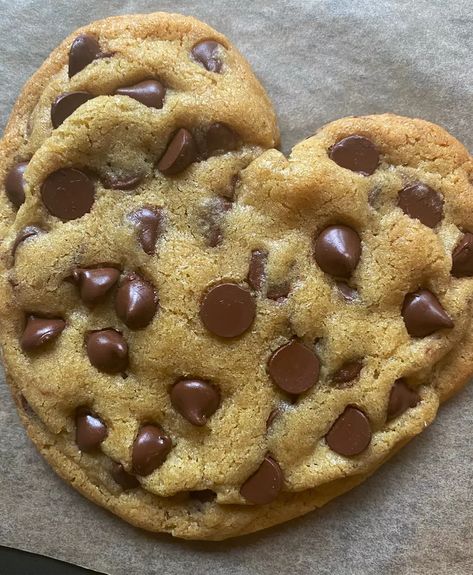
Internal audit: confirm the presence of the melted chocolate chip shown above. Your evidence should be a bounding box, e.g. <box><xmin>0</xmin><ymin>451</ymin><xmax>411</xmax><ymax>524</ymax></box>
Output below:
<box><xmin>102</xmin><ymin>173</ymin><xmax>144</xmax><ymax>191</ymax></box>
<box><xmin>200</xmin><ymin>282</ymin><xmax>256</xmax><ymax>338</ymax></box>
<box><xmin>332</xmin><ymin>360</ymin><xmax>363</xmax><ymax>385</ymax></box>
<box><xmin>330</xmin><ymin>135</ymin><xmax>379</xmax><ymax>176</ymax></box>
<box><xmin>5</xmin><ymin>162</ymin><xmax>28</xmax><ymax>208</ymax></box>
<box><xmin>268</xmin><ymin>340</ymin><xmax>320</xmax><ymax>394</ymax></box>
<box><xmin>41</xmin><ymin>168</ymin><xmax>95</xmax><ymax>221</ymax></box>
<box><xmin>191</xmin><ymin>40</ymin><xmax>224</xmax><ymax>73</ymax></box>
<box><xmin>86</xmin><ymin>329</ymin><xmax>129</xmax><ymax>374</ymax></box>
<box><xmin>335</xmin><ymin>281</ymin><xmax>358</xmax><ymax>302</ymax></box>
<box><xmin>314</xmin><ymin>225</ymin><xmax>361</xmax><ymax>278</ymax></box>
<box><xmin>157</xmin><ymin>128</ymin><xmax>197</xmax><ymax>175</ymax></box>
<box><xmin>398</xmin><ymin>182</ymin><xmax>444</xmax><ymax>228</ymax></box>
<box><xmin>325</xmin><ymin>406</ymin><xmax>372</xmax><ymax>456</ymax></box>
<box><xmin>387</xmin><ymin>379</ymin><xmax>420</xmax><ymax>421</ymax></box>
<box><xmin>170</xmin><ymin>379</ymin><xmax>220</xmax><ymax>426</ymax></box>
<box><xmin>240</xmin><ymin>455</ymin><xmax>283</xmax><ymax>504</ymax></box>
<box><xmin>114</xmin><ymin>275</ymin><xmax>158</xmax><ymax>330</ymax></box>
<box><xmin>203</xmin><ymin>197</ymin><xmax>232</xmax><ymax>247</ymax></box>
<box><xmin>12</xmin><ymin>226</ymin><xmax>43</xmax><ymax>257</ymax></box>
<box><xmin>267</xmin><ymin>282</ymin><xmax>291</xmax><ymax>301</ymax></box>
<box><xmin>110</xmin><ymin>462</ymin><xmax>140</xmax><ymax>490</ymax></box>
<box><xmin>402</xmin><ymin>289</ymin><xmax>453</xmax><ymax>337</ymax></box>
<box><xmin>69</xmin><ymin>34</ymin><xmax>102</xmax><ymax>77</ymax></box>
<box><xmin>75</xmin><ymin>409</ymin><xmax>107</xmax><ymax>452</ymax></box>
<box><xmin>21</xmin><ymin>316</ymin><xmax>65</xmax><ymax>352</ymax></box>
<box><xmin>202</xmin><ymin>123</ymin><xmax>239</xmax><ymax>157</ymax></box>
<box><xmin>71</xmin><ymin>267</ymin><xmax>120</xmax><ymax>305</ymax></box>
<box><xmin>128</xmin><ymin>207</ymin><xmax>165</xmax><ymax>255</ymax></box>
<box><xmin>51</xmin><ymin>92</ymin><xmax>95</xmax><ymax>129</ymax></box>
<box><xmin>189</xmin><ymin>489</ymin><xmax>216</xmax><ymax>503</ymax></box>
<box><xmin>452</xmin><ymin>233</ymin><xmax>473</xmax><ymax>277</ymax></box>
<box><xmin>115</xmin><ymin>80</ymin><xmax>166</xmax><ymax>109</ymax></box>
<box><xmin>247</xmin><ymin>250</ymin><xmax>267</xmax><ymax>292</ymax></box>
<box><xmin>132</xmin><ymin>425</ymin><xmax>172</xmax><ymax>476</ymax></box>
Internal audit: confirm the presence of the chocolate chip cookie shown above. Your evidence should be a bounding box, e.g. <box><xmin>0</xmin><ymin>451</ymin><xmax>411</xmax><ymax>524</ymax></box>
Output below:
<box><xmin>1</xmin><ymin>13</ymin><xmax>473</xmax><ymax>542</ymax></box>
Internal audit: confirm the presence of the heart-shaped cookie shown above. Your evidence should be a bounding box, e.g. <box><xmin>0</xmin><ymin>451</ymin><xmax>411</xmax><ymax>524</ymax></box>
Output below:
<box><xmin>1</xmin><ymin>12</ymin><xmax>472</xmax><ymax>541</ymax></box>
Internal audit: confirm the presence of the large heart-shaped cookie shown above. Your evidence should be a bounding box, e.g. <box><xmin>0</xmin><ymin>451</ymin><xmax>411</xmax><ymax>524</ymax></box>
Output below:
<box><xmin>1</xmin><ymin>12</ymin><xmax>472</xmax><ymax>540</ymax></box>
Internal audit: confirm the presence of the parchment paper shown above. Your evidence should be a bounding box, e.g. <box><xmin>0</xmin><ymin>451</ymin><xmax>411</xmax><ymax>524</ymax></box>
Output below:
<box><xmin>1</xmin><ymin>1</ymin><xmax>472</xmax><ymax>574</ymax></box>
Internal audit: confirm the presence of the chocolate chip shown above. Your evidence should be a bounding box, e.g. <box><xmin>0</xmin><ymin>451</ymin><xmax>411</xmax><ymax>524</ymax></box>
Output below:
<box><xmin>189</xmin><ymin>489</ymin><xmax>216</xmax><ymax>503</ymax></box>
<box><xmin>114</xmin><ymin>275</ymin><xmax>158</xmax><ymax>330</ymax></box>
<box><xmin>452</xmin><ymin>233</ymin><xmax>473</xmax><ymax>277</ymax></box>
<box><xmin>398</xmin><ymin>182</ymin><xmax>444</xmax><ymax>228</ymax></box>
<box><xmin>12</xmin><ymin>226</ymin><xmax>43</xmax><ymax>258</ymax></box>
<box><xmin>247</xmin><ymin>250</ymin><xmax>267</xmax><ymax>292</ymax></box>
<box><xmin>266</xmin><ymin>408</ymin><xmax>280</xmax><ymax>429</ymax></box>
<box><xmin>75</xmin><ymin>409</ymin><xmax>107</xmax><ymax>452</ymax></box>
<box><xmin>191</xmin><ymin>40</ymin><xmax>224</xmax><ymax>73</ymax></box>
<box><xmin>332</xmin><ymin>360</ymin><xmax>362</xmax><ymax>385</ymax></box>
<box><xmin>41</xmin><ymin>168</ymin><xmax>95</xmax><ymax>221</ymax></box>
<box><xmin>132</xmin><ymin>424</ymin><xmax>172</xmax><ymax>476</ymax></box>
<box><xmin>268</xmin><ymin>340</ymin><xmax>320</xmax><ymax>395</ymax></box>
<box><xmin>325</xmin><ymin>406</ymin><xmax>372</xmax><ymax>456</ymax></box>
<box><xmin>240</xmin><ymin>455</ymin><xmax>283</xmax><ymax>504</ymax></box>
<box><xmin>5</xmin><ymin>162</ymin><xmax>28</xmax><ymax>208</ymax></box>
<box><xmin>200</xmin><ymin>282</ymin><xmax>256</xmax><ymax>338</ymax></box>
<box><xmin>21</xmin><ymin>315</ymin><xmax>65</xmax><ymax>352</ymax></box>
<box><xmin>69</xmin><ymin>34</ymin><xmax>102</xmax><ymax>77</ymax></box>
<box><xmin>157</xmin><ymin>128</ymin><xmax>197</xmax><ymax>175</ymax></box>
<box><xmin>387</xmin><ymin>379</ymin><xmax>420</xmax><ymax>421</ymax></box>
<box><xmin>402</xmin><ymin>289</ymin><xmax>453</xmax><ymax>337</ymax></box>
<box><xmin>170</xmin><ymin>379</ymin><xmax>220</xmax><ymax>426</ymax></box>
<box><xmin>220</xmin><ymin>173</ymin><xmax>239</xmax><ymax>201</ymax></box>
<box><xmin>71</xmin><ymin>267</ymin><xmax>120</xmax><ymax>305</ymax></box>
<box><xmin>86</xmin><ymin>329</ymin><xmax>128</xmax><ymax>374</ymax></box>
<box><xmin>203</xmin><ymin>197</ymin><xmax>232</xmax><ymax>247</ymax></box>
<box><xmin>335</xmin><ymin>281</ymin><xmax>358</xmax><ymax>302</ymax></box>
<box><xmin>102</xmin><ymin>173</ymin><xmax>144</xmax><ymax>190</ymax></box>
<box><xmin>314</xmin><ymin>225</ymin><xmax>361</xmax><ymax>278</ymax></box>
<box><xmin>115</xmin><ymin>79</ymin><xmax>166</xmax><ymax>109</ymax></box>
<box><xmin>51</xmin><ymin>92</ymin><xmax>95</xmax><ymax>129</ymax></box>
<box><xmin>329</xmin><ymin>135</ymin><xmax>379</xmax><ymax>176</ymax></box>
<box><xmin>128</xmin><ymin>207</ymin><xmax>165</xmax><ymax>255</ymax></box>
<box><xmin>202</xmin><ymin>123</ymin><xmax>239</xmax><ymax>157</ymax></box>
<box><xmin>110</xmin><ymin>462</ymin><xmax>140</xmax><ymax>490</ymax></box>
<box><xmin>267</xmin><ymin>282</ymin><xmax>291</xmax><ymax>301</ymax></box>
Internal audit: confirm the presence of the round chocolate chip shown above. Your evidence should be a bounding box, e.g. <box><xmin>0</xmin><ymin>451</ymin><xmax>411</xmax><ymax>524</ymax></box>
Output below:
<box><xmin>41</xmin><ymin>168</ymin><xmax>95</xmax><ymax>221</ymax></box>
<box><xmin>102</xmin><ymin>173</ymin><xmax>144</xmax><ymax>191</ymax></box>
<box><xmin>115</xmin><ymin>80</ymin><xmax>166</xmax><ymax>109</ymax></box>
<box><xmin>21</xmin><ymin>316</ymin><xmax>65</xmax><ymax>352</ymax></box>
<box><xmin>335</xmin><ymin>281</ymin><xmax>358</xmax><ymax>302</ymax></box>
<box><xmin>325</xmin><ymin>406</ymin><xmax>372</xmax><ymax>456</ymax></box>
<box><xmin>86</xmin><ymin>329</ymin><xmax>128</xmax><ymax>374</ymax></box>
<box><xmin>268</xmin><ymin>340</ymin><xmax>320</xmax><ymax>395</ymax></box>
<box><xmin>200</xmin><ymin>282</ymin><xmax>256</xmax><ymax>338</ymax></box>
<box><xmin>402</xmin><ymin>289</ymin><xmax>453</xmax><ymax>338</ymax></box>
<box><xmin>69</xmin><ymin>34</ymin><xmax>101</xmax><ymax>77</ymax></box>
<box><xmin>387</xmin><ymin>379</ymin><xmax>420</xmax><ymax>421</ymax></box>
<box><xmin>132</xmin><ymin>425</ymin><xmax>172</xmax><ymax>476</ymax></box>
<box><xmin>329</xmin><ymin>135</ymin><xmax>379</xmax><ymax>176</ymax></box>
<box><xmin>170</xmin><ymin>379</ymin><xmax>220</xmax><ymax>426</ymax></box>
<box><xmin>451</xmin><ymin>233</ymin><xmax>473</xmax><ymax>277</ymax></box>
<box><xmin>398</xmin><ymin>182</ymin><xmax>444</xmax><ymax>228</ymax></box>
<box><xmin>157</xmin><ymin>128</ymin><xmax>197</xmax><ymax>176</ymax></box>
<box><xmin>191</xmin><ymin>40</ymin><xmax>224</xmax><ymax>73</ymax></box>
<box><xmin>202</xmin><ymin>123</ymin><xmax>239</xmax><ymax>157</ymax></box>
<box><xmin>332</xmin><ymin>360</ymin><xmax>363</xmax><ymax>385</ymax></box>
<box><xmin>240</xmin><ymin>455</ymin><xmax>283</xmax><ymax>504</ymax></box>
<box><xmin>71</xmin><ymin>267</ymin><xmax>120</xmax><ymax>305</ymax></box>
<box><xmin>247</xmin><ymin>249</ymin><xmax>267</xmax><ymax>292</ymax></box>
<box><xmin>314</xmin><ymin>225</ymin><xmax>361</xmax><ymax>278</ymax></box>
<box><xmin>75</xmin><ymin>409</ymin><xmax>107</xmax><ymax>452</ymax></box>
<box><xmin>110</xmin><ymin>462</ymin><xmax>140</xmax><ymax>490</ymax></box>
<box><xmin>114</xmin><ymin>275</ymin><xmax>158</xmax><ymax>330</ymax></box>
<box><xmin>128</xmin><ymin>207</ymin><xmax>165</xmax><ymax>255</ymax></box>
<box><xmin>5</xmin><ymin>162</ymin><xmax>28</xmax><ymax>208</ymax></box>
<box><xmin>51</xmin><ymin>92</ymin><xmax>95</xmax><ymax>129</ymax></box>
<box><xmin>12</xmin><ymin>226</ymin><xmax>43</xmax><ymax>258</ymax></box>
